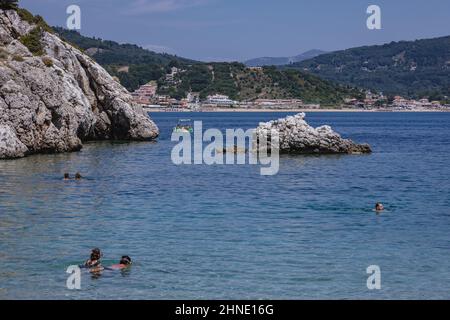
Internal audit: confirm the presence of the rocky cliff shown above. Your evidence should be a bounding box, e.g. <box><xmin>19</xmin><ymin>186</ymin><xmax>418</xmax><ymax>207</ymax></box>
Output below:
<box><xmin>256</xmin><ymin>113</ymin><xmax>371</xmax><ymax>154</ymax></box>
<box><xmin>0</xmin><ymin>9</ymin><xmax>159</xmax><ymax>159</ymax></box>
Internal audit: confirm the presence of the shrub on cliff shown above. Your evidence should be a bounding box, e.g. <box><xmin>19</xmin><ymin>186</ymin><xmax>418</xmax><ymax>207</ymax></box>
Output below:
<box><xmin>0</xmin><ymin>47</ymin><xmax>8</xmax><ymax>60</ymax></box>
<box><xmin>20</xmin><ymin>27</ymin><xmax>44</xmax><ymax>56</ymax></box>
<box><xmin>15</xmin><ymin>7</ymin><xmax>34</xmax><ymax>22</ymax></box>
<box><xmin>42</xmin><ymin>56</ymin><xmax>53</xmax><ymax>67</ymax></box>
<box><xmin>12</xmin><ymin>54</ymin><xmax>24</xmax><ymax>62</ymax></box>
<box><xmin>32</xmin><ymin>14</ymin><xmax>53</xmax><ymax>33</ymax></box>
<box><xmin>0</xmin><ymin>0</ymin><xmax>18</xmax><ymax>10</ymax></box>
<box><xmin>16</xmin><ymin>7</ymin><xmax>53</xmax><ymax>33</ymax></box>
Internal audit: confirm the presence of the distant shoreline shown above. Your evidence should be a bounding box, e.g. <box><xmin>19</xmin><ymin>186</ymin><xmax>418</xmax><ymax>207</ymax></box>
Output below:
<box><xmin>145</xmin><ymin>108</ymin><xmax>450</xmax><ymax>113</ymax></box>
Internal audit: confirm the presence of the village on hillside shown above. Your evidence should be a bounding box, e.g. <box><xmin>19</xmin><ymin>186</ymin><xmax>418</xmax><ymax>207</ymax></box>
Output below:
<box><xmin>130</xmin><ymin>79</ymin><xmax>450</xmax><ymax>111</ymax></box>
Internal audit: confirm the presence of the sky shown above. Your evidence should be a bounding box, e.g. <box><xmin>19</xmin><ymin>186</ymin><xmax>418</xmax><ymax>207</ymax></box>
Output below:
<box><xmin>20</xmin><ymin>0</ymin><xmax>450</xmax><ymax>62</ymax></box>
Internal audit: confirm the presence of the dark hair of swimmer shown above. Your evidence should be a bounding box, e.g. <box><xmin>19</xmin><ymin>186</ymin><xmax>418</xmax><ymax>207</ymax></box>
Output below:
<box><xmin>375</xmin><ymin>203</ymin><xmax>384</xmax><ymax>211</ymax></box>
<box><xmin>64</xmin><ymin>173</ymin><xmax>70</xmax><ymax>180</ymax></box>
<box><xmin>75</xmin><ymin>172</ymin><xmax>82</xmax><ymax>180</ymax></box>
<box><xmin>120</xmin><ymin>256</ymin><xmax>132</xmax><ymax>265</ymax></box>
<box><xmin>91</xmin><ymin>248</ymin><xmax>102</xmax><ymax>260</ymax></box>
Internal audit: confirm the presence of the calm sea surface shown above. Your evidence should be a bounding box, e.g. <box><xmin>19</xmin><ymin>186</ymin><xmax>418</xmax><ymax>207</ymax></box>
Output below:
<box><xmin>1</xmin><ymin>112</ymin><xmax>450</xmax><ymax>299</ymax></box>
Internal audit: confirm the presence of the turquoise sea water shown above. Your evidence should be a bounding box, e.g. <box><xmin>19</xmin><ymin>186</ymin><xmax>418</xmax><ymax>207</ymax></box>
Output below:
<box><xmin>1</xmin><ymin>112</ymin><xmax>450</xmax><ymax>299</ymax></box>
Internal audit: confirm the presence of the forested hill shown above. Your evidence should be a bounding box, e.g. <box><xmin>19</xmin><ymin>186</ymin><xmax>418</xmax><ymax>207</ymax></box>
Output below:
<box><xmin>54</xmin><ymin>27</ymin><xmax>363</xmax><ymax>104</ymax></box>
<box><xmin>286</xmin><ymin>36</ymin><xmax>450</xmax><ymax>99</ymax></box>
<box><xmin>53</xmin><ymin>27</ymin><xmax>196</xmax><ymax>90</ymax></box>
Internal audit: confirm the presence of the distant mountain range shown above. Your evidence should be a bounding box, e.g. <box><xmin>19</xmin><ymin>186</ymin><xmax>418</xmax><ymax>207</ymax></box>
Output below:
<box><xmin>54</xmin><ymin>27</ymin><xmax>361</xmax><ymax>104</ymax></box>
<box><xmin>245</xmin><ymin>49</ymin><xmax>326</xmax><ymax>67</ymax></box>
<box><xmin>285</xmin><ymin>36</ymin><xmax>450</xmax><ymax>100</ymax></box>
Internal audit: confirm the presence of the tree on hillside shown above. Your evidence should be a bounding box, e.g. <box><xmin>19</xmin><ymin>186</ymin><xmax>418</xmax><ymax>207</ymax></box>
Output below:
<box><xmin>0</xmin><ymin>0</ymin><xmax>18</xmax><ymax>10</ymax></box>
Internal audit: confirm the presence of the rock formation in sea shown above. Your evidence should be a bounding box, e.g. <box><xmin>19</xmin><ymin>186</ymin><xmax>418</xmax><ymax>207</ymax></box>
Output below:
<box><xmin>0</xmin><ymin>9</ymin><xmax>159</xmax><ymax>159</ymax></box>
<box><xmin>255</xmin><ymin>113</ymin><xmax>372</xmax><ymax>154</ymax></box>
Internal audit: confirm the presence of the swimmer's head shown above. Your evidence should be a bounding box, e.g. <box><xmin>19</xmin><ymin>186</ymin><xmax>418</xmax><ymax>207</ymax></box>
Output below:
<box><xmin>120</xmin><ymin>256</ymin><xmax>132</xmax><ymax>265</ymax></box>
<box><xmin>90</xmin><ymin>248</ymin><xmax>102</xmax><ymax>260</ymax></box>
<box><xmin>75</xmin><ymin>173</ymin><xmax>82</xmax><ymax>180</ymax></box>
<box><xmin>375</xmin><ymin>203</ymin><xmax>384</xmax><ymax>211</ymax></box>
<box><xmin>64</xmin><ymin>173</ymin><xmax>70</xmax><ymax>180</ymax></box>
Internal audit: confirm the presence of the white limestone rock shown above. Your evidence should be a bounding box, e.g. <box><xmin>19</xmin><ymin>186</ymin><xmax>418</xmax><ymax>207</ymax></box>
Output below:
<box><xmin>0</xmin><ymin>9</ymin><xmax>159</xmax><ymax>159</ymax></box>
<box><xmin>255</xmin><ymin>113</ymin><xmax>372</xmax><ymax>154</ymax></box>
<box><xmin>0</xmin><ymin>124</ymin><xmax>28</xmax><ymax>159</ymax></box>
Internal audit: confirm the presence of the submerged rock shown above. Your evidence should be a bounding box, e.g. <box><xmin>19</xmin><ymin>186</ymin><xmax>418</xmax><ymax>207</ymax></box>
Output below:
<box><xmin>255</xmin><ymin>113</ymin><xmax>371</xmax><ymax>154</ymax></box>
<box><xmin>0</xmin><ymin>9</ymin><xmax>159</xmax><ymax>159</ymax></box>
<box><xmin>216</xmin><ymin>145</ymin><xmax>247</xmax><ymax>154</ymax></box>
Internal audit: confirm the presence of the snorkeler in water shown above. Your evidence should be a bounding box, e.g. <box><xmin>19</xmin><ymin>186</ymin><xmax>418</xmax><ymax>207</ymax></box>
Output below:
<box><xmin>109</xmin><ymin>256</ymin><xmax>132</xmax><ymax>270</ymax></box>
<box><xmin>80</xmin><ymin>250</ymin><xmax>132</xmax><ymax>274</ymax></box>
<box><xmin>83</xmin><ymin>248</ymin><xmax>102</xmax><ymax>268</ymax></box>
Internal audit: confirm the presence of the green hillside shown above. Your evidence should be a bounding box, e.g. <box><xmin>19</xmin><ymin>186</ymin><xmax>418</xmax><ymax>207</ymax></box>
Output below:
<box><xmin>54</xmin><ymin>28</ymin><xmax>362</xmax><ymax>104</ymax></box>
<box><xmin>53</xmin><ymin>27</ymin><xmax>196</xmax><ymax>91</ymax></box>
<box><xmin>287</xmin><ymin>36</ymin><xmax>450</xmax><ymax>100</ymax></box>
<box><xmin>156</xmin><ymin>62</ymin><xmax>363</xmax><ymax>103</ymax></box>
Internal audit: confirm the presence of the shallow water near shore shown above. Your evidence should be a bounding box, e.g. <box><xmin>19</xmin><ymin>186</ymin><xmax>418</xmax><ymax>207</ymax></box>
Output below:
<box><xmin>1</xmin><ymin>112</ymin><xmax>450</xmax><ymax>299</ymax></box>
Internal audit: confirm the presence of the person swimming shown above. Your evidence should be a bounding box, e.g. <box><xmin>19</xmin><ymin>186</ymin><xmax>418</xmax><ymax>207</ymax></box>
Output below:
<box><xmin>84</xmin><ymin>248</ymin><xmax>102</xmax><ymax>268</ymax></box>
<box><xmin>375</xmin><ymin>203</ymin><xmax>385</xmax><ymax>211</ymax></box>
<box><xmin>109</xmin><ymin>256</ymin><xmax>132</xmax><ymax>270</ymax></box>
<box><xmin>63</xmin><ymin>173</ymin><xmax>70</xmax><ymax>180</ymax></box>
<box><xmin>75</xmin><ymin>172</ymin><xmax>82</xmax><ymax>180</ymax></box>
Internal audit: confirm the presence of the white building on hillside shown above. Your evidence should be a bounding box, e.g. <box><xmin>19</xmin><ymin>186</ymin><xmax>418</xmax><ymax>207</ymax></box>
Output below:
<box><xmin>206</xmin><ymin>94</ymin><xmax>237</xmax><ymax>106</ymax></box>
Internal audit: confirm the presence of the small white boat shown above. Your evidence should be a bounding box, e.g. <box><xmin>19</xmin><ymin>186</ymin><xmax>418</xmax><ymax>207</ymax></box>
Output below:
<box><xmin>173</xmin><ymin>119</ymin><xmax>193</xmax><ymax>133</ymax></box>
